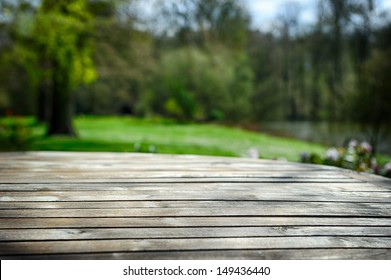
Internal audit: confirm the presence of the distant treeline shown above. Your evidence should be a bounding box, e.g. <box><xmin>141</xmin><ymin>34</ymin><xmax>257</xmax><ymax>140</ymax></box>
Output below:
<box><xmin>0</xmin><ymin>0</ymin><xmax>391</xmax><ymax>135</ymax></box>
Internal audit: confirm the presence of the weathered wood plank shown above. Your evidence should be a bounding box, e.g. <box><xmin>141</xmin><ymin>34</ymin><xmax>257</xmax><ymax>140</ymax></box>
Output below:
<box><xmin>0</xmin><ymin>181</ymin><xmax>387</xmax><ymax>192</ymax></box>
<box><xmin>1</xmin><ymin>189</ymin><xmax>390</xmax><ymax>202</ymax></box>
<box><xmin>0</xmin><ymin>176</ymin><xmax>359</xmax><ymax>184</ymax></box>
<box><xmin>1</xmin><ymin>201</ymin><xmax>390</xmax><ymax>210</ymax></box>
<box><xmin>1</xmin><ymin>217</ymin><xmax>390</xmax><ymax>229</ymax></box>
<box><xmin>0</xmin><ymin>175</ymin><xmax>353</xmax><ymax>184</ymax></box>
<box><xmin>1</xmin><ymin>205</ymin><xmax>390</xmax><ymax>218</ymax></box>
<box><xmin>0</xmin><ymin>171</ymin><xmax>353</xmax><ymax>184</ymax></box>
<box><xmin>0</xmin><ymin>162</ymin><xmax>335</xmax><ymax>171</ymax></box>
<box><xmin>1</xmin><ymin>226</ymin><xmax>390</xmax><ymax>241</ymax></box>
<box><xmin>1</xmin><ymin>237</ymin><xmax>391</xmax><ymax>256</ymax></box>
<box><xmin>0</xmin><ymin>152</ymin><xmax>330</xmax><ymax>167</ymax></box>
<box><xmin>0</xmin><ymin>158</ymin><xmax>333</xmax><ymax>171</ymax></box>
<box><xmin>5</xmin><ymin>249</ymin><xmax>389</xmax><ymax>260</ymax></box>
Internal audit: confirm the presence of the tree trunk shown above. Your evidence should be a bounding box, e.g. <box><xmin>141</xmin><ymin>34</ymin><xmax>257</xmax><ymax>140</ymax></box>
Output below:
<box><xmin>310</xmin><ymin>62</ymin><xmax>320</xmax><ymax>121</ymax></box>
<box><xmin>37</xmin><ymin>79</ymin><xmax>49</xmax><ymax>123</ymax></box>
<box><xmin>47</xmin><ymin>65</ymin><xmax>77</xmax><ymax>137</ymax></box>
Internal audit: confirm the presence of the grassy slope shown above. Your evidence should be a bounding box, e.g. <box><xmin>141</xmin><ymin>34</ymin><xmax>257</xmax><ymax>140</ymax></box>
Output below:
<box><xmin>29</xmin><ymin>116</ymin><xmax>327</xmax><ymax>161</ymax></box>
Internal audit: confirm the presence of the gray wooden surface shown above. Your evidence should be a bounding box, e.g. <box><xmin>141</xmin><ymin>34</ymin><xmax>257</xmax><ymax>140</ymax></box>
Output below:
<box><xmin>0</xmin><ymin>152</ymin><xmax>390</xmax><ymax>259</ymax></box>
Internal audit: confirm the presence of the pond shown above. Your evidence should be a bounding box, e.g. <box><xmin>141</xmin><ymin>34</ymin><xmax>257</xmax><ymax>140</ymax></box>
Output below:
<box><xmin>259</xmin><ymin>121</ymin><xmax>391</xmax><ymax>155</ymax></box>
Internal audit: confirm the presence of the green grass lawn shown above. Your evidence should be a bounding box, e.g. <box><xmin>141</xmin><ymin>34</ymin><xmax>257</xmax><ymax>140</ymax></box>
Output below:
<box><xmin>3</xmin><ymin>115</ymin><xmax>391</xmax><ymax>166</ymax></box>
<box><xmin>11</xmin><ymin>115</ymin><xmax>326</xmax><ymax>162</ymax></box>
<box><xmin>3</xmin><ymin>115</ymin><xmax>391</xmax><ymax>177</ymax></box>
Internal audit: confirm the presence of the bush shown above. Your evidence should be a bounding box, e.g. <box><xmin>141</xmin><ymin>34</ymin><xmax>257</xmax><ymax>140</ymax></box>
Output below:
<box><xmin>142</xmin><ymin>46</ymin><xmax>253</xmax><ymax>122</ymax></box>
<box><xmin>0</xmin><ymin>118</ymin><xmax>34</xmax><ymax>150</ymax></box>
<box><xmin>301</xmin><ymin>139</ymin><xmax>391</xmax><ymax>178</ymax></box>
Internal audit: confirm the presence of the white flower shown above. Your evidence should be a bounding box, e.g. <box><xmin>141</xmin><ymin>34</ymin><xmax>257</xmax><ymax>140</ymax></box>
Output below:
<box><xmin>361</xmin><ymin>141</ymin><xmax>372</xmax><ymax>153</ymax></box>
<box><xmin>134</xmin><ymin>143</ymin><xmax>141</xmax><ymax>152</ymax></box>
<box><xmin>359</xmin><ymin>162</ymin><xmax>367</xmax><ymax>170</ymax></box>
<box><xmin>148</xmin><ymin>145</ymin><xmax>157</xmax><ymax>153</ymax></box>
<box><xmin>371</xmin><ymin>158</ymin><xmax>378</xmax><ymax>169</ymax></box>
<box><xmin>344</xmin><ymin>155</ymin><xmax>355</xmax><ymax>162</ymax></box>
<box><xmin>326</xmin><ymin>148</ymin><xmax>340</xmax><ymax>161</ymax></box>
<box><xmin>246</xmin><ymin>147</ymin><xmax>259</xmax><ymax>159</ymax></box>
<box><xmin>348</xmin><ymin>140</ymin><xmax>358</xmax><ymax>148</ymax></box>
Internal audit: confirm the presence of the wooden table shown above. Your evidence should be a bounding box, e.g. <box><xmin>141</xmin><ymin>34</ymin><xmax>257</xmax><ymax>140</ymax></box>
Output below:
<box><xmin>0</xmin><ymin>152</ymin><xmax>390</xmax><ymax>259</ymax></box>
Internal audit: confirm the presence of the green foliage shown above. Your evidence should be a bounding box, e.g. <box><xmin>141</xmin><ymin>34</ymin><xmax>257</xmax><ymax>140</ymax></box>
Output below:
<box><xmin>2</xmin><ymin>0</ymin><xmax>96</xmax><ymax>96</ymax></box>
<box><xmin>0</xmin><ymin>0</ymin><xmax>97</xmax><ymax>136</ymax></box>
<box><xmin>164</xmin><ymin>86</ymin><xmax>197</xmax><ymax>121</ymax></box>
<box><xmin>145</xmin><ymin>46</ymin><xmax>253</xmax><ymax>122</ymax></box>
<box><xmin>351</xmin><ymin>49</ymin><xmax>391</xmax><ymax>124</ymax></box>
<box><xmin>194</xmin><ymin>0</ymin><xmax>250</xmax><ymax>49</ymax></box>
<box><xmin>0</xmin><ymin>19</ymin><xmax>40</xmax><ymax>115</ymax></box>
<box><xmin>161</xmin><ymin>0</ymin><xmax>250</xmax><ymax>50</ymax></box>
<box><xmin>0</xmin><ymin>118</ymin><xmax>35</xmax><ymax>150</ymax></box>
<box><xmin>0</xmin><ymin>50</ymin><xmax>36</xmax><ymax>115</ymax></box>
<box><xmin>227</xmin><ymin>54</ymin><xmax>254</xmax><ymax>121</ymax></box>
<box><xmin>301</xmin><ymin>139</ymin><xmax>391</xmax><ymax>178</ymax></box>
<box><xmin>348</xmin><ymin>48</ymin><xmax>391</xmax><ymax>153</ymax></box>
<box><xmin>75</xmin><ymin>16</ymin><xmax>155</xmax><ymax>115</ymax></box>
<box><xmin>34</xmin><ymin>0</ymin><xmax>97</xmax><ymax>135</ymax></box>
<box><xmin>0</xmin><ymin>0</ymin><xmax>390</xmax><ymax>161</ymax></box>
<box><xmin>35</xmin><ymin>0</ymin><xmax>97</xmax><ymax>90</ymax></box>
<box><xmin>4</xmin><ymin>115</ymin><xmax>325</xmax><ymax>161</ymax></box>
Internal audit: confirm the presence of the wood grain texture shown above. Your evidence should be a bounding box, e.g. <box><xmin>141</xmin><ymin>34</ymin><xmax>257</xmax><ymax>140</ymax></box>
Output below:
<box><xmin>1</xmin><ymin>226</ymin><xmax>391</xmax><ymax>241</ymax></box>
<box><xmin>2</xmin><ymin>249</ymin><xmax>390</xmax><ymax>260</ymax></box>
<box><xmin>0</xmin><ymin>152</ymin><xmax>390</xmax><ymax>259</ymax></box>
<box><xmin>1</xmin><ymin>217</ymin><xmax>391</xmax><ymax>229</ymax></box>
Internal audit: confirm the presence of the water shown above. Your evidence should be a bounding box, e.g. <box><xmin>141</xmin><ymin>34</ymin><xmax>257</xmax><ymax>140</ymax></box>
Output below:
<box><xmin>259</xmin><ymin>121</ymin><xmax>391</xmax><ymax>155</ymax></box>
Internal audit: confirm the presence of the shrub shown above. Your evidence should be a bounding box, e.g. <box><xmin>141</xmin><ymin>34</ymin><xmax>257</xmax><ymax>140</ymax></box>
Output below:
<box><xmin>142</xmin><ymin>46</ymin><xmax>253</xmax><ymax>122</ymax></box>
<box><xmin>301</xmin><ymin>139</ymin><xmax>391</xmax><ymax>178</ymax></box>
<box><xmin>0</xmin><ymin>118</ymin><xmax>34</xmax><ymax>150</ymax></box>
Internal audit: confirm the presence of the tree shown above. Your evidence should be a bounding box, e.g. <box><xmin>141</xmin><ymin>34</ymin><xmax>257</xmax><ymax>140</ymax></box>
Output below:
<box><xmin>323</xmin><ymin>0</ymin><xmax>351</xmax><ymax>120</ymax></box>
<box><xmin>349</xmin><ymin>0</ymin><xmax>376</xmax><ymax>102</ymax></box>
<box><xmin>247</xmin><ymin>31</ymin><xmax>282</xmax><ymax>121</ymax></box>
<box><xmin>159</xmin><ymin>0</ymin><xmax>249</xmax><ymax>50</ymax></box>
<box><xmin>351</xmin><ymin>49</ymin><xmax>391</xmax><ymax>154</ymax></box>
<box><xmin>195</xmin><ymin>0</ymin><xmax>249</xmax><ymax>49</ymax></box>
<box><xmin>34</xmin><ymin>0</ymin><xmax>96</xmax><ymax>136</ymax></box>
<box><xmin>74</xmin><ymin>0</ymin><xmax>155</xmax><ymax>116</ymax></box>
<box><xmin>144</xmin><ymin>46</ymin><xmax>253</xmax><ymax>122</ymax></box>
<box><xmin>276</xmin><ymin>2</ymin><xmax>303</xmax><ymax>121</ymax></box>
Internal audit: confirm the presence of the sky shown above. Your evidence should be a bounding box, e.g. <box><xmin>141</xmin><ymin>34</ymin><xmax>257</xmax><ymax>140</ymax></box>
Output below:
<box><xmin>244</xmin><ymin>0</ymin><xmax>316</xmax><ymax>30</ymax></box>
<box><xmin>244</xmin><ymin>0</ymin><xmax>391</xmax><ymax>31</ymax></box>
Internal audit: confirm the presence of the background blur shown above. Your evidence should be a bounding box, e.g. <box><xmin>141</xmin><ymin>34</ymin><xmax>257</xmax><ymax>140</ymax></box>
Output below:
<box><xmin>0</xmin><ymin>0</ymin><xmax>391</xmax><ymax>174</ymax></box>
